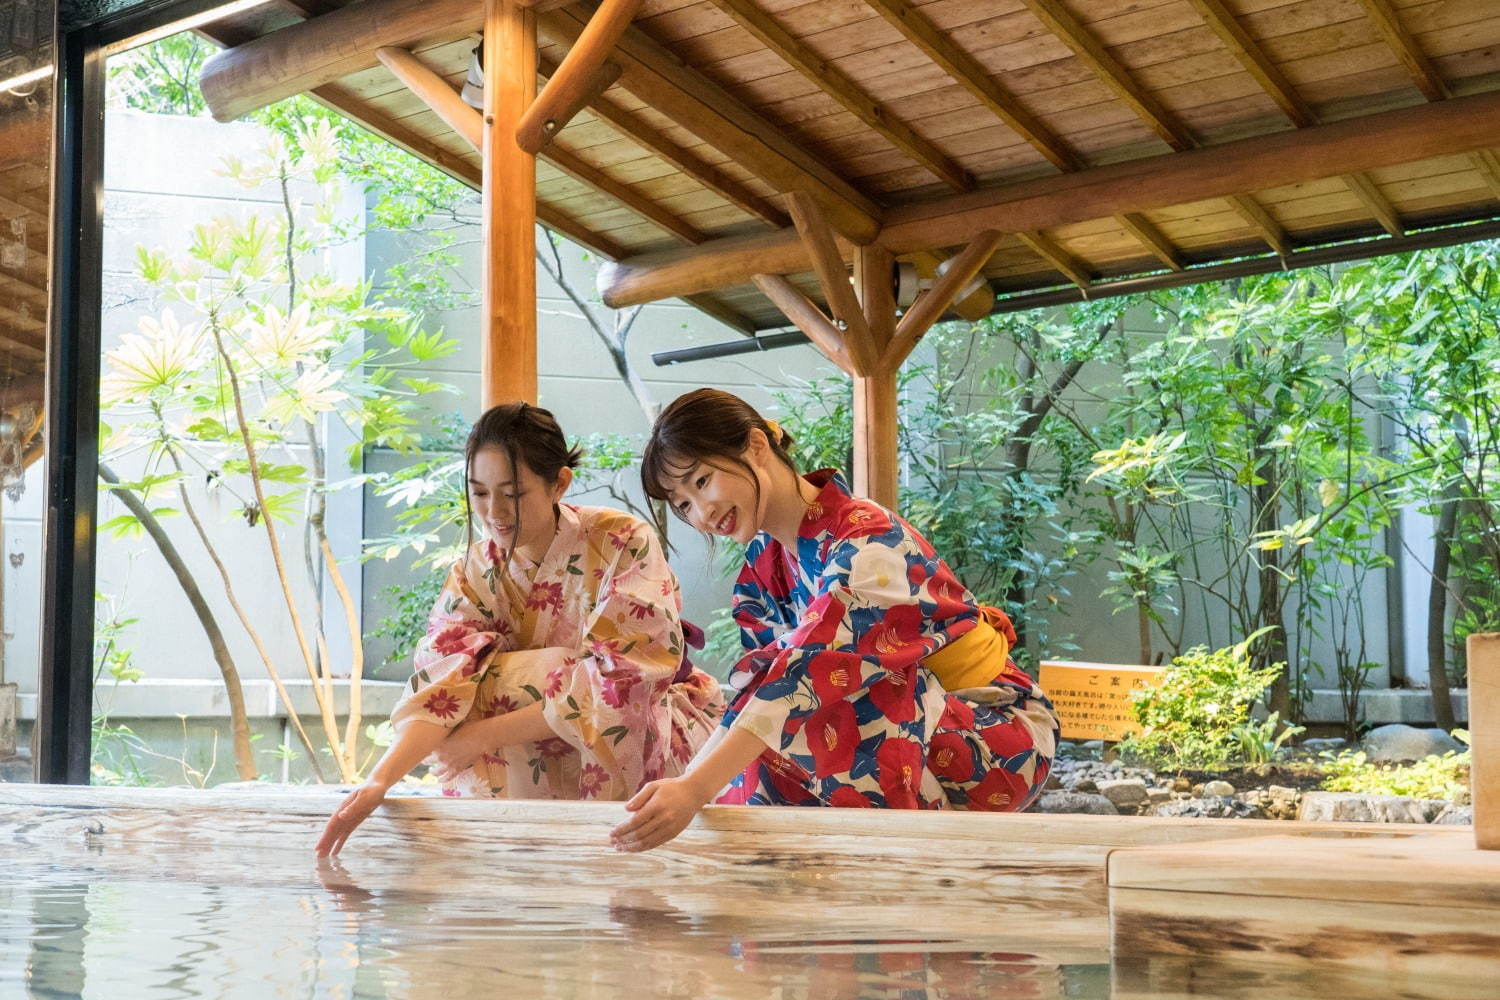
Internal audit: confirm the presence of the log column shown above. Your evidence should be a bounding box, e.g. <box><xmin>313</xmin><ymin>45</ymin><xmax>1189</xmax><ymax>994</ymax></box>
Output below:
<box><xmin>1472</xmin><ymin>632</ymin><xmax>1499</xmax><ymax>850</ymax></box>
<box><xmin>853</xmin><ymin>245</ymin><xmax>898</xmax><ymax>508</ymax></box>
<box><xmin>483</xmin><ymin>0</ymin><xmax>538</xmax><ymax>407</ymax></box>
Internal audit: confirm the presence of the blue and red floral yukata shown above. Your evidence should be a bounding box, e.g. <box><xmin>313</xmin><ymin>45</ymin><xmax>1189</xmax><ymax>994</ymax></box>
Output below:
<box><xmin>717</xmin><ymin>470</ymin><xmax>1059</xmax><ymax>811</ymax></box>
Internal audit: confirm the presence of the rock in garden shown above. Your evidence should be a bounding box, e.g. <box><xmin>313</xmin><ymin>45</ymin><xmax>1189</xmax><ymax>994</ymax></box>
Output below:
<box><xmin>1300</xmin><ymin>737</ymin><xmax>1348</xmax><ymax>755</ymax></box>
<box><xmin>1297</xmin><ymin>791</ymin><xmax>1448</xmax><ymax>823</ymax></box>
<box><xmin>1202</xmin><ymin>779</ymin><xmax>1236</xmax><ymax>797</ymax></box>
<box><xmin>1433</xmin><ymin>803</ymin><xmax>1474</xmax><ymax>825</ymax></box>
<box><xmin>1031</xmin><ymin>791</ymin><xmax>1120</xmax><ymax>815</ymax></box>
<box><xmin>1147</xmin><ymin>787</ymin><xmax>1172</xmax><ymax>805</ymax></box>
<box><xmin>1151</xmin><ymin>797</ymin><xmax>1261</xmax><ymax>819</ymax></box>
<box><xmin>1360</xmin><ymin>724</ymin><xmax>1463</xmax><ymax>763</ymax></box>
<box><xmin>1170</xmin><ymin>776</ymin><xmax>1192</xmax><ymax>793</ymax></box>
<box><xmin>1069</xmin><ymin>777</ymin><xmax>1099</xmax><ymax>794</ymax></box>
<box><xmin>1097</xmin><ymin>778</ymin><xmax>1150</xmax><ymax>809</ymax></box>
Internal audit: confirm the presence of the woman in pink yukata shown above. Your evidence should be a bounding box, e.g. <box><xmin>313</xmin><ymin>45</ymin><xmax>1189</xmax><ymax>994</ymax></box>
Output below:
<box><xmin>610</xmin><ymin>388</ymin><xmax>1059</xmax><ymax>853</ymax></box>
<box><xmin>318</xmin><ymin>403</ymin><xmax>724</xmax><ymax>856</ymax></box>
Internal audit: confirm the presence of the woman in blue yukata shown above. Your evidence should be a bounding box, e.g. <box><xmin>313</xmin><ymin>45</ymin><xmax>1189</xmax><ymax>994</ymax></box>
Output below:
<box><xmin>610</xmin><ymin>388</ymin><xmax>1059</xmax><ymax>853</ymax></box>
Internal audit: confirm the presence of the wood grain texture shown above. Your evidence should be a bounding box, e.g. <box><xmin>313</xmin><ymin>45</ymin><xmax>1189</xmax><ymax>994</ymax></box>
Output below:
<box><xmin>517</xmin><ymin>0</ymin><xmax>640</xmax><ymax>152</ymax></box>
<box><xmin>1471</xmin><ymin>631</ymin><xmax>1499</xmax><ymax>850</ymax></box>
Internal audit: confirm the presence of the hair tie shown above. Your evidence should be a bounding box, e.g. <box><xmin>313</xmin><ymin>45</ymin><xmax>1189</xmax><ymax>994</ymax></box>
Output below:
<box><xmin>765</xmin><ymin>419</ymin><xmax>784</xmax><ymax>444</ymax></box>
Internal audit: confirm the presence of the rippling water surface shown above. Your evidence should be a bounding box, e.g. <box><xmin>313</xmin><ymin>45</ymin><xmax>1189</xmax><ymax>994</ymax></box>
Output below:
<box><xmin>0</xmin><ymin>838</ymin><xmax>1466</xmax><ymax>999</ymax></box>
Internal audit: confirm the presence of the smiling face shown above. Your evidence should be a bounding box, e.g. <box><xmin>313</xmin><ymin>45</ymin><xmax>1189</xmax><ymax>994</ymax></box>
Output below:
<box><xmin>663</xmin><ymin>454</ymin><xmax>767</xmax><ymax>546</ymax></box>
<box><xmin>468</xmin><ymin>445</ymin><xmax>571</xmax><ymax>561</ymax></box>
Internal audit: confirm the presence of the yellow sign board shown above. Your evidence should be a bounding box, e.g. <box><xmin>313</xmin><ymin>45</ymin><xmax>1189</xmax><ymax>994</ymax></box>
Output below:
<box><xmin>1038</xmin><ymin>660</ymin><xmax>1166</xmax><ymax>742</ymax></box>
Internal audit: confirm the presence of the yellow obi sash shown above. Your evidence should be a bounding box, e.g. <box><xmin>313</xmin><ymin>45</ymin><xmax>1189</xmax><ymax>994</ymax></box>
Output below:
<box><xmin>924</xmin><ymin>607</ymin><xmax>1013</xmax><ymax>692</ymax></box>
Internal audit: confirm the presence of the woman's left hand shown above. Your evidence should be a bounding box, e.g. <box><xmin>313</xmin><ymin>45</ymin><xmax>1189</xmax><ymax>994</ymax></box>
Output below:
<box><xmin>428</xmin><ymin>719</ymin><xmax>498</xmax><ymax>784</ymax></box>
<box><xmin>610</xmin><ymin>774</ymin><xmax>711</xmax><ymax>853</ymax></box>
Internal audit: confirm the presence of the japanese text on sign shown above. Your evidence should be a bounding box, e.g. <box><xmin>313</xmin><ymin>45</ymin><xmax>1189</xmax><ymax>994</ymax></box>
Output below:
<box><xmin>1037</xmin><ymin>660</ymin><xmax>1166</xmax><ymax>741</ymax></box>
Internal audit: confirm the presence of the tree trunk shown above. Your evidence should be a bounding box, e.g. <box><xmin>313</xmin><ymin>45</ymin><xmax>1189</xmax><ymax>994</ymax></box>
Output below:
<box><xmin>1254</xmin><ymin>467</ymin><xmax>1294</xmax><ymax>719</ymax></box>
<box><xmin>99</xmin><ymin>463</ymin><xmax>258</xmax><ymax>781</ymax></box>
<box><xmin>1427</xmin><ymin>491</ymin><xmax>1459</xmax><ymax>731</ymax></box>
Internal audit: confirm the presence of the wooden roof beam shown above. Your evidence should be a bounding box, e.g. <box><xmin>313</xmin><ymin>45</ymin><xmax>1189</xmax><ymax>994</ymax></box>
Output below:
<box><xmin>1187</xmin><ymin>0</ymin><xmax>1403</xmax><ymax>238</ymax></box>
<box><xmin>885</xmin><ymin>230</ymin><xmax>1004</xmax><ymax>369</ymax></box>
<box><xmin>1019</xmin><ymin>0</ymin><xmax>1290</xmax><ymax>255</ymax></box>
<box><xmin>597</xmin><ymin>88</ymin><xmax>1500</xmax><ymax>307</ymax></box>
<box><xmin>752</xmin><ymin>274</ymin><xmax>855</xmax><ymax>375</ymax></box>
<box><xmin>377</xmin><ymin>46</ymin><xmax>704</xmax><ymax>245</ymax></box>
<box><xmin>539</xmin><ymin>3</ymin><xmax>881</xmax><ymax>244</ymax></box>
<box><xmin>785</xmin><ymin>191</ymin><xmax>878</xmax><ymax>375</ymax></box>
<box><xmin>1353</xmin><ymin>0</ymin><xmax>1500</xmax><ymax>206</ymax></box>
<box><xmin>1016</xmin><ymin>230</ymin><xmax>1093</xmax><ymax>292</ymax></box>
<box><xmin>200</xmin><ymin>0</ymin><xmax>482</xmax><ymax>121</ymax></box>
<box><xmin>908</xmin><ymin>251</ymin><xmax>995</xmax><ymax>320</ymax></box>
<box><xmin>711</xmin><ymin>0</ymin><xmax>971</xmax><ymax>193</ymax></box>
<box><xmin>537</xmin><ymin>54</ymin><xmax>786</xmax><ymax>229</ymax></box>
<box><xmin>517</xmin><ymin>0</ymin><xmax>638</xmax><ymax>153</ymax></box>
<box><xmin>863</xmin><ymin>0</ymin><xmax>1078</xmax><ymax>173</ymax></box>
<box><xmin>1117</xmin><ymin>212</ymin><xmax>1183</xmax><ymax>272</ymax></box>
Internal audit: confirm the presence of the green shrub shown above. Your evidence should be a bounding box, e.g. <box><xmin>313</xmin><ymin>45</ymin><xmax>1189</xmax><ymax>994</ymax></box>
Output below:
<box><xmin>1117</xmin><ymin>630</ymin><xmax>1301</xmax><ymax>770</ymax></box>
<box><xmin>1320</xmin><ymin>731</ymin><xmax>1471</xmax><ymax>802</ymax></box>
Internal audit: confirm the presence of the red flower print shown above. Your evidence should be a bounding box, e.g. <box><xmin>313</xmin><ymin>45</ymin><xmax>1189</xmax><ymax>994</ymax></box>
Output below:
<box><xmin>937</xmin><ymin>695</ymin><xmax>976</xmax><ymax>731</ymax></box>
<box><xmin>628</xmin><ymin>600</ymin><xmax>656</xmax><ymax>620</ymax></box>
<box><xmin>594</xmin><ymin>568</ymin><xmax>606</xmax><ymax>580</ymax></box>
<box><xmin>544</xmin><ymin>669</ymin><xmax>565</xmax><ymax>699</ymax></box>
<box><xmin>602</xmin><ymin>672</ymin><xmax>639</xmax><ymax>708</ymax></box>
<box><xmin>828</xmin><ymin>786</ymin><xmax>873</xmax><ymax>808</ymax></box>
<box><xmin>980</xmin><ymin>716</ymin><xmax>1035</xmax><ymax>758</ymax></box>
<box><xmin>422</xmin><ymin>689</ymin><xmax>462</xmax><ymax>721</ymax></box>
<box><xmin>926</xmin><ymin>731</ymin><xmax>974</xmax><ymax>783</ymax></box>
<box><xmin>538</xmin><ymin>737</ymin><xmax>572</xmax><ymax>759</ymax></box>
<box><xmin>487</xmin><ymin>694</ymin><xmax>519</xmax><ymax>715</ymax></box>
<box><xmin>806</xmin><ymin>700</ymin><xmax>859</xmax><ymax>778</ymax></box>
<box><xmin>966</xmin><ymin>767</ymin><xmax>1030</xmax><ymax>812</ymax></box>
<box><xmin>876</xmin><ymin>736</ymin><xmax>924</xmax><ymax>809</ymax></box>
<box><xmin>526</xmin><ymin>581</ymin><xmax>564</xmax><ymax>614</ymax></box>
<box><xmin>442</xmin><ymin>786</ymin><xmax>461</xmax><ymax>798</ymax></box>
<box><xmin>578</xmin><ymin>762</ymin><xmax>609</xmax><ymax>798</ymax></box>
<box><xmin>430</xmin><ymin>624</ymin><xmax>473</xmax><ymax>657</ymax></box>
<box><xmin>607</xmin><ymin>527</ymin><xmax>634</xmax><ymax>550</ymax></box>
<box><xmin>907</xmin><ymin>561</ymin><xmax>930</xmax><ymax>588</ymax></box>
<box><xmin>867</xmin><ymin>675</ymin><xmax>916</xmax><ymax>723</ymax></box>
<box><xmin>810</xmin><ymin>659</ymin><xmax>861</xmax><ymax>705</ymax></box>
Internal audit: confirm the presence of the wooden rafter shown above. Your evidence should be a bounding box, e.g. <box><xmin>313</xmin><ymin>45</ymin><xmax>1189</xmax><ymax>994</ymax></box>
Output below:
<box><xmin>539</xmin><ymin>4</ymin><xmax>882</xmax><ymax>243</ymax></box>
<box><xmin>597</xmin><ymin>89</ymin><xmax>1500</xmax><ymax>307</ymax></box>
<box><xmin>1353</xmin><ymin>0</ymin><xmax>1500</xmax><ymax>207</ymax></box>
<box><xmin>908</xmin><ymin>251</ymin><xmax>994</xmax><ymax>320</ymax></box>
<box><xmin>751</xmin><ymin>274</ymin><xmax>854</xmax><ymax>375</ymax></box>
<box><xmin>710</xmin><ymin>0</ymin><xmax>971</xmax><ymax>193</ymax></box>
<box><xmin>1117</xmin><ymin>212</ymin><xmax>1183</xmax><ymax>272</ymax></box>
<box><xmin>537</xmin><ymin>54</ymin><xmax>786</xmax><ymax>229</ymax></box>
<box><xmin>1186</xmin><ymin>0</ymin><xmax>1403</xmax><ymax>237</ymax></box>
<box><xmin>1015</xmin><ymin>231</ymin><xmax>1092</xmax><ymax>292</ymax></box>
<box><xmin>886</xmin><ymin>231</ymin><xmax>1005</xmax><ymax>369</ymax></box>
<box><xmin>862</xmin><ymin>0</ymin><xmax>1077</xmax><ymax>173</ymax></box>
<box><xmin>1015</xmin><ymin>0</ymin><xmax>1288</xmax><ymax>257</ymax></box>
<box><xmin>516</xmin><ymin>0</ymin><xmax>638</xmax><ymax>152</ymax></box>
<box><xmin>377</xmin><ymin>45</ymin><xmax>704</xmax><ymax>246</ymax></box>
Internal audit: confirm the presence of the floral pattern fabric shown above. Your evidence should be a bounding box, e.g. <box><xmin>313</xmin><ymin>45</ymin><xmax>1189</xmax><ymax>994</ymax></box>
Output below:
<box><xmin>719</xmin><ymin>470</ymin><xmax>1058</xmax><ymax>811</ymax></box>
<box><xmin>391</xmin><ymin>504</ymin><xmax>725</xmax><ymax>800</ymax></box>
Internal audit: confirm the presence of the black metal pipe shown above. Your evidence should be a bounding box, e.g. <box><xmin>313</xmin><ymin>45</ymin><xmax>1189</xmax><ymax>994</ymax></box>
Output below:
<box><xmin>990</xmin><ymin>217</ymin><xmax>1500</xmax><ymax>314</ymax></box>
<box><xmin>652</xmin><ymin>330</ymin><xmax>809</xmax><ymax>366</ymax></box>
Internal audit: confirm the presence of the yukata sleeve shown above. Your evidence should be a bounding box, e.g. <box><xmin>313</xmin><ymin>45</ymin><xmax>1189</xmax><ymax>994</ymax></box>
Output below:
<box><xmin>389</xmin><ymin>555</ymin><xmax>514</xmax><ymax>734</ymax></box>
<box><xmin>502</xmin><ymin>518</ymin><xmax>687</xmax><ymax>798</ymax></box>
<box><xmin>728</xmin><ymin>523</ymin><xmax>971</xmax><ymax>754</ymax></box>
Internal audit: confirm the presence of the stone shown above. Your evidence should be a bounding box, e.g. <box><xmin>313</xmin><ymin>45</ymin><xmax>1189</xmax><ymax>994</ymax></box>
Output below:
<box><xmin>1152</xmin><ymin>797</ymin><xmax>1262</xmax><ymax>819</ymax></box>
<box><xmin>1297</xmin><ymin>791</ymin><xmax>1449</xmax><ymax>823</ymax></box>
<box><xmin>1433</xmin><ymin>803</ymin><xmax>1474</xmax><ymax>825</ymax></box>
<box><xmin>1044</xmin><ymin>772</ymin><xmax>1064</xmax><ymax>790</ymax></box>
<box><xmin>1069</xmin><ymin>777</ymin><xmax>1099</xmax><ymax>794</ymax></box>
<box><xmin>1202</xmin><ymin>779</ymin><xmax>1236</xmax><ymax>797</ymax></box>
<box><xmin>1299</xmin><ymin>737</ymin><xmax>1348</xmax><ymax>755</ymax></box>
<box><xmin>1147</xmin><ymin>787</ymin><xmax>1172</xmax><ymax>805</ymax></box>
<box><xmin>1360</xmin><ymin>724</ymin><xmax>1464</xmax><ymax>763</ymax></box>
<box><xmin>1031</xmin><ymin>791</ymin><xmax>1120</xmax><ymax>816</ymax></box>
<box><xmin>1169</xmin><ymin>776</ymin><xmax>1192</xmax><ymax>793</ymax></box>
<box><xmin>1097</xmin><ymin>778</ymin><xmax>1150</xmax><ymax>808</ymax></box>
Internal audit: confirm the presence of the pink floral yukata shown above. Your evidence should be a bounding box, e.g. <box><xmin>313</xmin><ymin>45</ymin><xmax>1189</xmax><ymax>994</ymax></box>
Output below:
<box><xmin>718</xmin><ymin>470</ymin><xmax>1059</xmax><ymax>811</ymax></box>
<box><xmin>391</xmin><ymin>504</ymin><xmax>725</xmax><ymax>800</ymax></box>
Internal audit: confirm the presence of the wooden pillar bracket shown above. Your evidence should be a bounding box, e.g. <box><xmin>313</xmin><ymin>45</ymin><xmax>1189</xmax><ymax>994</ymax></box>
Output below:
<box><xmin>884</xmin><ymin>230</ymin><xmax>1004</xmax><ymax>369</ymax></box>
<box><xmin>517</xmin><ymin>0</ymin><xmax>640</xmax><ymax>152</ymax></box>
<box><xmin>752</xmin><ymin>274</ymin><xmax>857</xmax><ymax>376</ymax></box>
<box><xmin>784</xmin><ymin>191</ymin><xmax>879</xmax><ymax>375</ymax></box>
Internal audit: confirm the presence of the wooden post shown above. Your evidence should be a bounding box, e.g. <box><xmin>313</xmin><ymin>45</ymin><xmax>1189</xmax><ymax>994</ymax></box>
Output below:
<box><xmin>1471</xmin><ymin>632</ymin><xmax>1499</xmax><ymax>850</ymax></box>
<box><xmin>853</xmin><ymin>372</ymin><xmax>898</xmax><ymax>509</ymax></box>
<box><xmin>853</xmin><ymin>245</ymin><xmax>898</xmax><ymax>509</ymax></box>
<box><xmin>483</xmin><ymin>0</ymin><xmax>538</xmax><ymax>408</ymax></box>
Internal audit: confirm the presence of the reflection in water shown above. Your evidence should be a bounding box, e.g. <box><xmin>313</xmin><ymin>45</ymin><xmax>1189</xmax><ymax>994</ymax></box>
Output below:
<box><xmin>0</xmin><ymin>839</ymin><xmax>1480</xmax><ymax>999</ymax></box>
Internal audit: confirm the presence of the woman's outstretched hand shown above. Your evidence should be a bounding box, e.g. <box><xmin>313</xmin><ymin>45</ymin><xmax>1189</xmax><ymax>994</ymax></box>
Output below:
<box><xmin>610</xmin><ymin>774</ymin><xmax>712</xmax><ymax>853</ymax></box>
<box><xmin>316</xmin><ymin>781</ymin><xmax>390</xmax><ymax>857</ymax></box>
